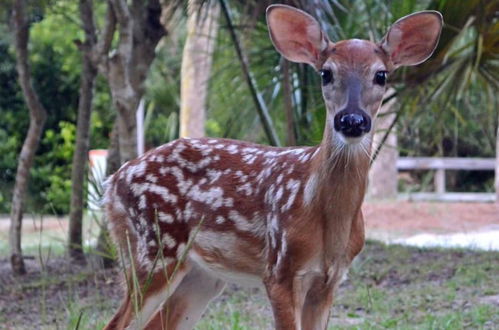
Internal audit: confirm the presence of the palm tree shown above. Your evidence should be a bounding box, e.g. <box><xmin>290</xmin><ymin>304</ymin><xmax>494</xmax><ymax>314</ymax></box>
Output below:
<box><xmin>180</xmin><ymin>0</ymin><xmax>220</xmax><ymax>138</ymax></box>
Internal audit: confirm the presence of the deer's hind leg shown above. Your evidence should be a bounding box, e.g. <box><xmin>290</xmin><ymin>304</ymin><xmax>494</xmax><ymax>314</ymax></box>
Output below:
<box><xmin>104</xmin><ymin>261</ymin><xmax>190</xmax><ymax>330</ymax></box>
<box><xmin>144</xmin><ymin>262</ymin><xmax>226</xmax><ymax>330</ymax></box>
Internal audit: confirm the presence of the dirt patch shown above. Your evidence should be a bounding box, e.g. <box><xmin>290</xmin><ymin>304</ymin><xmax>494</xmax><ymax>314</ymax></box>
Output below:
<box><xmin>363</xmin><ymin>201</ymin><xmax>499</xmax><ymax>236</ymax></box>
<box><xmin>0</xmin><ymin>256</ymin><xmax>122</xmax><ymax>329</ymax></box>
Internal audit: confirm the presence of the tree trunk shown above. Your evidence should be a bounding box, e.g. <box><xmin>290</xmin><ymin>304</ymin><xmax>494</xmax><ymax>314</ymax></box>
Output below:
<box><xmin>82</xmin><ymin>0</ymin><xmax>165</xmax><ymax>266</ymax></box>
<box><xmin>9</xmin><ymin>0</ymin><xmax>48</xmax><ymax>275</ymax></box>
<box><xmin>104</xmin><ymin>0</ymin><xmax>166</xmax><ymax>163</ymax></box>
<box><xmin>68</xmin><ymin>0</ymin><xmax>99</xmax><ymax>263</ymax></box>
<box><xmin>180</xmin><ymin>0</ymin><xmax>220</xmax><ymax>138</ymax></box>
<box><xmin>368</xmin><ymin>91</ymin><xmax>398</xmax><ymax>199</ymax></box>
<box><xmin>496</xmin><ymin>112</ymin><xmax>499</xmax><ymax>203</ymax></box>
<box><xmin>114</xmin><ymin>98</ymin><xmax>139</xmax><ymax>163</ymax></box>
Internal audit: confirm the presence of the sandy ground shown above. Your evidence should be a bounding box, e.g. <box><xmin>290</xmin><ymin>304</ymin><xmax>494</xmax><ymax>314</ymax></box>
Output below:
<box><xmin>363</xmin><ymin>201</ymin><xmax>499</xmax><ymax>236</ymax></box>
<box><xmin>1</xmin><ymin>201</ymin><xmax>497</xmax><ymax>243</ymax></box>
<box><xmin>362</xmin><ymin>201</ymin><xmax>499</xmax><ymax>249</ymax></box>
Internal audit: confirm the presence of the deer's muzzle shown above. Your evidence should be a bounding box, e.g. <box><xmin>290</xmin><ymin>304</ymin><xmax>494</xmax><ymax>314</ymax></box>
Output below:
<box><xmin>333</xmin><ymin>110</ymin><xmax>371</xmax><ymax>138</ymax></box>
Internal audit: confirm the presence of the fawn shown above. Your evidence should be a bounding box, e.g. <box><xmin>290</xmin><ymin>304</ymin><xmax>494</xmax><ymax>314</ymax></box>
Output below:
<box><xmin>103</xmin><ymin>5</ymin><xmax>442</xmax><ymax>329</ymax></box>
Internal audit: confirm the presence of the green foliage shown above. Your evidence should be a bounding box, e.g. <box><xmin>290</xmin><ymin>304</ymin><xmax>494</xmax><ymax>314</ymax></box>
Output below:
<box><xmin>0</xmin><ymin>1</ymin><xmax>113</xmax><ymax>214</ymax></box>
<box><xmin>30</xmin><ymin>121</ymin><xmax>76</xmax><ymax>214</ymax></box>
<box><xmin>143</xmin><ymin>37</ymin><xmax>184</xmax><ymax>146</ymax></box>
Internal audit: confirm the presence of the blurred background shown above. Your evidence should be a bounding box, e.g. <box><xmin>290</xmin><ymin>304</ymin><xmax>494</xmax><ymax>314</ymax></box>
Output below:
<box><xmin>0</xmin><ymin>0</ymin><xmax>497</xmax><ymax>328</ymax></box>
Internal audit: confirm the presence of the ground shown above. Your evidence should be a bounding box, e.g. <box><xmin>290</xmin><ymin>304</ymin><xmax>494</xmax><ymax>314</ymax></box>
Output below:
<box><xmin>0</xmin><ymin>202</ymin><xmax>498</xmax><ymax>329</ymax></box>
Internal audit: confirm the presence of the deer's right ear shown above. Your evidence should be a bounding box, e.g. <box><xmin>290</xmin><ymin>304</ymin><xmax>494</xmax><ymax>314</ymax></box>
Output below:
<box><xmin>266</xmin><ymin>5</ymin><xmax>330</xmax><ymax>68</ymax></box>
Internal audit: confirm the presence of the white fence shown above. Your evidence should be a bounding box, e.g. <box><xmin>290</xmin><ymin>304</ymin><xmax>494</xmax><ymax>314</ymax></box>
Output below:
<box><xmin>397</xmin><ymin>157</ymin><xmax>496</xmax><ymax>202</ymax></box>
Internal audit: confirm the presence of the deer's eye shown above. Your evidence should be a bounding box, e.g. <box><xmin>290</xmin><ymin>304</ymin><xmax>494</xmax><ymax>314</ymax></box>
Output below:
<box><xmin>320</xmin><ymin>69</ymin><xmax>333</xmax><ymax>85</ymax></box>
<box><xmin>374</xmin><ymin>71</ymin><xmax>387</xmax><ymax>86</ymax></box>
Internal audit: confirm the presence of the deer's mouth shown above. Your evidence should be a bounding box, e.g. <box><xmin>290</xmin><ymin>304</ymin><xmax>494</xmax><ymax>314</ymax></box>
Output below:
<box><xmin>337</xmin><ymin>134</ymin><xmax>365</xmax><ymax>145</ymax></box>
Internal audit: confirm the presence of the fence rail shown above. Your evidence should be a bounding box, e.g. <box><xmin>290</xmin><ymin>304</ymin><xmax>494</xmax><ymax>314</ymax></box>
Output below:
<box><xmin>396</xmin><ymin>157</ymin><xmax>496</xmax><ymax>202</ymax></box>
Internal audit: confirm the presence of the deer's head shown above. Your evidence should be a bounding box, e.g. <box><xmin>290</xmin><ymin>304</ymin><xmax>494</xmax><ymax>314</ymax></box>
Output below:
<box><xmin>267</xmin><ymin>5</ymin><xmax>442</xmax><ymax>147</ymax></box>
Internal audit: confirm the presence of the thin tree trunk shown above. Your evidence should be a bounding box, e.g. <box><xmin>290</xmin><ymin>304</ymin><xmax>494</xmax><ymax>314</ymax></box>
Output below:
<box><xmin>282</xmin><ymin>58</ymin><xmax>296</xmax><ymax>146</ymax></box>
<box><xmin>180</xmin><ymin>0</ymin><xmax>220</xmax><ymax>138</ymax></box>
<box><xmin>68</xmin><ymin>0</ymin><xmax>99</xmax><ymax>263</ymax></box>
<box><xmin>9</xmin><ymin>0</ymin><xmax>48</xmax><ymax>275</ymax></box>
<box><xmin>495</xmin><ymin>112</ymin><xmax>499</xmax><ymax>203</ymax></box>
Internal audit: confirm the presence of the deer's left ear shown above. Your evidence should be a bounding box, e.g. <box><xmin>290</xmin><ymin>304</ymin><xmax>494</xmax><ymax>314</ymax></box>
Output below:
<box><xmin>380</xmin><ymin>11</ymin><xmax>443</xmax><ymax>69</ymax></box>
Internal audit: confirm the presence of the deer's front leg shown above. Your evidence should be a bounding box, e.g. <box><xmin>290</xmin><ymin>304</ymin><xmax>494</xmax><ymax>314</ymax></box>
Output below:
<box><xmin>264</xmin><ymin>274</ymin><xmax>309</xmax><ymax>330</ymax></box>
<box><xmin>300</xmin><ymin>280</ymin><xmax>334</xmax><ymax>330</ymax></box>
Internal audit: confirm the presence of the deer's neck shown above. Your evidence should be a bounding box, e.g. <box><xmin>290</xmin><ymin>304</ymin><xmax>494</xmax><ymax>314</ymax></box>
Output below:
<box><xmin>307</xmin><ymin>128</ymin><xmax>372</xmax><ymax>261</ymax></box>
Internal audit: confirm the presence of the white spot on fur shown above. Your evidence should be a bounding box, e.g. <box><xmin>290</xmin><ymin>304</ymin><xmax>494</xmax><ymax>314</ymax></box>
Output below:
<box><xmin>311</xmin><ymin>147</ymin><xmax>321</xmax><ymax>158</ymax></box>
<box><xmin>160</xmin><ymin>166</ymin><xmax>193</xmax><ymax>195</ymax></box>
<box><xmin>215</xmin><ymin>215</ymin><xmax>226</xmax><ymax>224</ymax></box>
<box><xmin>139</xmin><ymin>195</ymin><xmax>147</xmax><ymax>209</ymax></box>
<box><xmin>265</xmin><ymin>184</ymin><xmax>275</xmax><ymax>204</ymax></box>
<box><xmin>269</xmin><ymin>215</ymin><xmax>279</xmax><ymax>248</ymax></box>
<box><xmin>183</xmin><ymin>202</ymin><xmax>196</xmax><ymax>221</ymax></box>
<box><xmin>125</xmin><ymin>161</ymin><xmax>147</xmax><ymax>184</ymax></box>
<box><xmin>298</xmin><ymin>152</ymin><xmax>311</xmax><ymax>163</ymax></box>
<box><xmin>303</xmin><ymin>174</ymin><xmax>318</xmax><ymax>206</ymax></box>
<box><xmin>207</xmin><ymin>169</ymin><xmax>223</xmax><ymax>184</ymax></box>
<box><xmin>158</xmin><ymin>212</ymin><xmax>174</xmax><ymax>223</ymax></box>
<box><xmin>228</xmin><ymin>210</ymin><xmax>252</xmax><ymax>232</ymax></box>
<box><xmin>242</xmin><ymin>147</ymin><xmax>259</xmax><ymax>153</ymax></box>
<box><xmin>237</xmin><ymin>182</ymin><xmax>254</xmax><ymax>196</ymax></box>
<box><xmin>162</xmin><ymin>232</ymin><xmax>177</xmax><ymax>249</ymax></box>
<box><xmin>281</xmin><ymin>179</ymin><xmax>301</xmax><ymax>212</ymax></box>
<box><xmin>187</xmin><ymin>185</ymin><xmax>233</xmax><ymax>209</ymax></box>
<box><xmin>166</xmin><ymin>142</ymin><xmax>214</xmax><ymax>172</ymax></box>
<box><xmin>131</xmin><ymin>183</ymin><xmax>178</xmax><ymax>204</ymax></box>
<box><xmin>243</xmin><ymin>153</ymin><xmax>258</xmax><ymax>164</ymax></box>
<box><xmin>276</xmin><ymin>231</ymin><xmax>288</xmax><ymax>272</ymax></box>
<box><xmin>275</xmin><ymin>185</ymin><xmax>284</xmax><ymax>203</ymax></box>
<box><xmin>226</xmin><ymin>145</ymin><xmax>238</xmax><ymax>154</ymax></box>
<box><xmin>146</xmin><ymin>174</ymin><xmax>158</xmax><ymax>183</ymax></box>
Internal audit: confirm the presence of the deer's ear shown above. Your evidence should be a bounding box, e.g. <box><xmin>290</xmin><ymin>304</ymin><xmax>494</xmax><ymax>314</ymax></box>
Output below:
<box><xmin>380</xmin><ymin>11</ymin><xmax>443</xmax><ymax>69</ymax></box>
<box><xmin>266</xmin><ymin>5</ymin><xmax>330</xmax><ymax>68</ymax></box>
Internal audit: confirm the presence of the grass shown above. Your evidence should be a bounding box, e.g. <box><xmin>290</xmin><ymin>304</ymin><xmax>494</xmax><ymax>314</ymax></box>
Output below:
<box><xmin>0</xmin><ymin>218</ymin><xmax>497</xmax><ymax>329</ymax></box>
<box><xmin>328</xmin><ymin>242</ymin><xmax>498</xmax><ymax>329</ymax></box>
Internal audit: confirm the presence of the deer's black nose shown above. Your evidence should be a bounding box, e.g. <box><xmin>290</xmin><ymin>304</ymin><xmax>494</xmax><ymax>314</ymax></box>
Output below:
<box><xmin>334</xmin><ymin>112</ymin><xmax>371</xmax><ymax>137</ymax></box>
